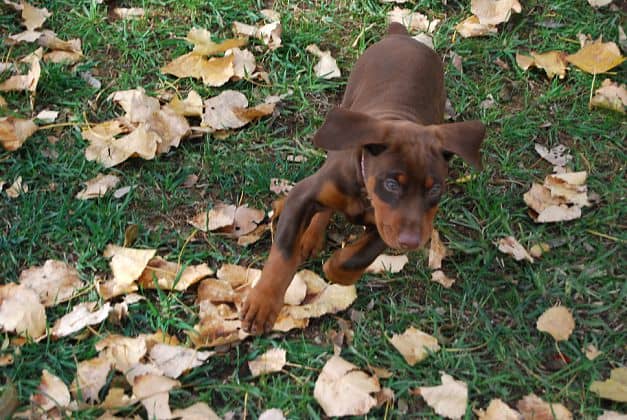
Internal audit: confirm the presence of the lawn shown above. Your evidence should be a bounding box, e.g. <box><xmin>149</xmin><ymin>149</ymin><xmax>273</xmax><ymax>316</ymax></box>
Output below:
<box><xmin>0</xmin><ymin>0</ymin><xmax>625</xmax><ymax>418</ymax></box>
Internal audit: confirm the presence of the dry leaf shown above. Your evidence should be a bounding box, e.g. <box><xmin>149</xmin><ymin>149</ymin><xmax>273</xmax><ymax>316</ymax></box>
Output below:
<box><xmin>171</xmin><ymin>402</ymin><xmax>221</xmax><ymax>420</ymax></box>
<box><xmin>584</xmin><ymin>343</ymin><xmax>602</xmax><ymax>360</ymax></box>
<box><xmin>76</xmin><ymin>173</ymin><xmax>120</xmax><ymax>200</ymax></box>
<box><xmin>72</xmin><ymin>355</ymin><xmax>112</xmax><ymax>403</ymax></box>
<box><xmin>497</xmin><ymin>236</ymin><xmax>534</xmax><ymax>263</ymax></box>
<box><xmin>138</xmin><ymin>257</ymin><xmax>214</xmax><ymax>291</ymax></box>
<box><xmin>0</xmin><ymin>283</ymin><xmax>46</xmax><ymax>338</ymax></box>
<box><xmin>0</xmin><ymin>47</ymin><xmax>42</xmax><ymax>92</ymax></box>
<box><xmin>0</xmin><ymin>95</ymin><xmax>6</xmax><ymax>108</ymax></box>
<box><xmin>0</xmin><ymin>354</ymin><xmax>14</xmax><ymax>367</ymax></box>
<box><xmin>428</xmin><ymin>229</ymin><xmax>447</xmax><ymax>269</ymax></box>
<box><xmin>516</xmin><ymin>53</ymin><xmax>535</xmax><ymax>70</ymax></box>
<box><xmin>19</xmin><ymin>259</ymin><xmax>84</xmax><ymax>306</ymax></box>
<box><xmin>51</xmin><ymin>302</ymin><xmax>111</xmax><ymax>338</ymax></box>
<box><xmin>534</xmin><ymin>143</ymin><xmax>572</xmax><ymax>167</ymax></box>
<box><xmin>269</xmin><ymin>178</ymin><xmax>294</xmax><ymax>195</ymax></box>
<box><xmin>590</xmin><ymin>78</ymin><xmax>627</xmax><ymax>113</ymax></box>
<box><xmin>85</xmin><ymin>125</ymin><xmax>160</xmax><ymax>168</ymax></box>
<box><xmin>43</xmin><ymin>51</ymin><xmax>82</xmax><ymax>64</ymax></box>
<box><xmin>231</xmin><ymin>206</ymin><xmax>265</xmax><ymax>237</ymax></box>
<box><xmin>284</xmin><ymin>272</ymin><xmax>307</xmax><ymax>305</ymax></box>
<box><xmin>280</xmin><ymin>284</ymin><xmax>357</xmax><ymax>323</ymax></box>
<box><xmin>412</xmin><ymin>33</ymin><xmax>434</xmax><ymax>50</ymax></box>
<box><xmin>418</xmin><ymin>373</ymin><xmax>468</xmax><ymax>419</ymax></box>
<box><xmin>0</xmin><ymin>117</ymin><xmax>38</xmax><ymax>151</ymax></box>
<box><xmin>149</xmin><ymin>343</ymin><xmax>214</xmax><ymax>378</ymax></box>
<box><xmin>217</xmin><ymin>264</ymin><xmax>262</xmax><ymax>288</ymax></box>
<box><xmin>365</xmin><ymin>254</ymin><xmax>409</xmax><ymax>274</ymax></box>
<box><xmin>109</xmin><ymin>88</ymin><xmax>160</xmax><ymax>124</ymax></box>
<box><xmin>536</xmin><ymin>306</ymin><xmax>575</xmax><ymax>341</ymax></box>
<box><xmin>248</xmin><ymin>348</ymin><xmax>286</xmax><ymax>377</ymax></box>
<box><xmin>388</xmin><ymin>7</ymin><xmax>439</xmax><ymax>33</ymax></box>
<box><xmin>21</xmin><ymin>1</ymin><xmax>51</xmax><ymax>31</ymax></box>
<box><xmin>517</xmin><ymin>51</ymin><xmax>568</xmax><ymax>79</ymax></box>
<box><xmin>35</xmin><ymin>109</ymin><xmax>58</xmax><ymax>123</ymax></box>
<box><xmin>101</xmin><ymin>387</ymin><xmax>137</xmax><ymax>410</ymax></box>
<box><xmin>113</xmin><ymin>7</ymin><xmax>145</xmax><ymax>18</ymax></box>
<box><xmin>96</xmin><ymin>245</ymin><xmax>156</xmax><ymax>299</ymax></box>
<box><xmin>455</xmin><ymin>15</ymin><xmax>497</xmax><ymax>38</ymax></box>
<box><xmin>260</xmin><ymin>9</ymin><xmax>281</xmax><ymax>22</ymax></box>
<box><xmin>147</xmin><ymin>105</ymin><xmax>190</xmax><ymax>154</ymax></box>
<box><xmin>587</xmin><ymin>0</ymin><xmax>613</xmax><ymax>6</ymax></box>
<box><xmin>471</xmin><ymin>0</ymin><xmax>522</xmax><ymax>25</ymax></box>
<box><xmin>598</xmin><ymin>411</ymin><xmax>627</xmax><ymax>420</ymax></box>
<box><xmin>566</xmin><ymin>40</ymin><xmax>625</xmax><ymax>74</ymax></box>
<box><xmin>476</xmin><ymin>398</ymin><xmax>521</xmax><ymax>420</ymax></box>
<box><xmin>189</xmin><ymin>203</ymin><xmax>236</xmax><ymax>231</ymax></box>
<box><xmin>529</xmin><ymin>243</ymin><xmax>551</xmax><ymax>258</ymax></box>
<box><xmin>431</xmin><ymin>270</ymin><xmax>456</xmax><ymax>288</ymax></box>
<box><xmin>306</xmin><ymin>44</ymin><xmax>341</xmax><ymax>79</ymax></box>
<box><xmin>314</xmin><ymin>355</ymin><xmax>380</xmax><ymax>417</ymax></box>
<box><xmin>232</xmin><ymin>21</ymin><xmax>282</xmax><ymax>50</ymax></box>
<box><xmin>516</xmin><ymin>394</ymin><xmax>572</xmax><ymax>420</ymax></box>
<box><xmin>524</xmin><ymin>172</ymin><xmax>590</xmax><ymax>223</ymax></box>
<box><xmin>37</xmin><ymin>30</ymin><xmax>82</xmax><ymax>53</ymax></box>
<box><xmin>389</xmin><ymin>327</ymin><xmax>440</xmax><ymax>365</ymax></box>
<box><xmin>161</xmin><ymin>52</ymin><xmax>234</xmax><ymax>86</ymax></box>
<box><xmin>590</xmin><ymin>367</ymin><xmax>627</xmax><ymax>402</ymax></box>
<box><xmin>132</xmin><ymin>374</ymin><xmax>179</xmax><ymax>420</ymax></box>
<box><xmin>6</xmin><ymin>176</ymin><xmax>28</xmax><ymax>198</ymax></box>
<box><xmin>169</xmin><ymin>90</ymin><xmax>203</xmax><ymax>117</ymax></box>
<box><xmin>202</xmin><ymin>90</ymin><xmax>274</xmax><ymax>131</ymax></box>
<box><xmin>6</xmin><ymin>29</ymin><xmax>41</xmax><ymax>44</ymax></box>
<box><xmin>30</xmin><ymin>370</ymin><xmax>70</xmax><ymax>412</ymax></box>
<box><xmin>186</xmin><ymin>27</ymin><xmax>247</xmax><ymax>56</ymax></box>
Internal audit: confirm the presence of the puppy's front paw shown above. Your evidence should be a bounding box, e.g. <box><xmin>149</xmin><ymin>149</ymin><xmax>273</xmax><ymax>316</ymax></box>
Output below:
<box><xmin>240</xmin><ymin>287</ymin><xmax>283</xmax><ymax>335</ymax></box>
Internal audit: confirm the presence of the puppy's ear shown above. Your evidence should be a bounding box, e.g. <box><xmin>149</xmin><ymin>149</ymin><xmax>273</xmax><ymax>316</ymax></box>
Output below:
<box><xmin>433</xmin><ymin>120</ymin><xmax>486</xmax><ymax>170</ymax></box>
<box><xmin>312</xmin><ymin>108</ymin><xmax>387</xmax><ymax>150</ymax></box>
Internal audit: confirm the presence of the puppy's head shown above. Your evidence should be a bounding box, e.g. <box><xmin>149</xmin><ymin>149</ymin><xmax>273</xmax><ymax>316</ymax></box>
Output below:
<box><xmin>313</xmin><ymin>108</ymin><xmax>485</xmax><ymax>249</ymax></box>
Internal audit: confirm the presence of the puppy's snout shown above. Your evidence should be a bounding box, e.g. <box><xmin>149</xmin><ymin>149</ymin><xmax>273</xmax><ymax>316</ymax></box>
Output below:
<box><xmin>397</xmin><ymin>230</ymin><xmax>422</xmax><ymax>249</ymax></box>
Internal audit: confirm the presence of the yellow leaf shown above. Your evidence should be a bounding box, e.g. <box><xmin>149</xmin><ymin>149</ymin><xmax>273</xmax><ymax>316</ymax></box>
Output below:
<box><xmin>536</xmin><ymin>305</ymin><xmax>575</xmax><ymax>341</ymax></box>
<box><xmin>566</xmin><ymin>40</ymin><xmax>625</xmax><ymax>74</ymax></box>
<box><xmin>590</xmin><ymin>367</ymin><xmax>627</xmax><ymax>402</ymax></box>
<box><xmin>389</xmin><ymin>326</ymin><xmax>440</xmax><ymax>365</ymax></box>
<box><xmin>0</xmin><ymin>117</ymin><xmax>38</xmax><ymax>151</ymax></box>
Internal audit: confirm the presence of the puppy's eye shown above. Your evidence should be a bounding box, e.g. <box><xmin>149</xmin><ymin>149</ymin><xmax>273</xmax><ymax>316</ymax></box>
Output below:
<box><xmin>384</xmin><ymin>178</ymin><xmax>401</xmax><ymax>193</ymax></box>
<box><xmin>428</xmin><ymin>183</ymin><xmax>442</xmax><ymax>200</ymax></box>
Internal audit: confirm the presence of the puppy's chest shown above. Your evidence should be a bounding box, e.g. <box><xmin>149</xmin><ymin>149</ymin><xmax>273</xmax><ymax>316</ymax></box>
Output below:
<box><xmin>341</xmin><ymin>193</ymin><xmax>375</xmax><ymax>226</ymax></box>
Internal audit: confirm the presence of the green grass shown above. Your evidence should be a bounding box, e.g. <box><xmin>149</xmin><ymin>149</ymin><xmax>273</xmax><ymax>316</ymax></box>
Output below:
<box><xmin>1</xmin><ymin>0</ymin><xmax>625</xmax><ymax>418</ymax></box>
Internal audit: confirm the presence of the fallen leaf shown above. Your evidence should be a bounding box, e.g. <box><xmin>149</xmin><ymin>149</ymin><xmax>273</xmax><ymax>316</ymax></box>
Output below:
<box><xmin>536</xmin><ymin>306</ymin><xmax>575</xmax><ymax>341</ymax></box>
<box><xmin>168</xmin><ymin>90</ymin><xmax>203</xmax><ymax>117</ymax></box>
<box><xmin>418</xmin><ymin>373</ymin><xmax>468</xmax><ymax>419</ymax></box>
<box><xmin>35</xmin><ymin>109</ymin><xmax>58</xmax><ymax>123</ymax></box>
<box><xmin>21</xmin><ymin>1</ymin><xmax>51</xmax><ymax>31</ymax></box>
<box><xmin>0</xmin><ymin>117</ymin><xmax>38</xmax><ymax>151</ymax></box>
<box><xmin>455</xmin><ymin>15</ymin><xmax>497</xmax><ymax>38</ymax></box>
<box><xmin>517</xmin><ymin>51</ymin><xmax>568</xmax><ymax>79</ymax></box>
<box><xmin>306</xmin><ymin>44</ymin><xmax>341</xmax><ymax>79</ymax></box>
<box><xmin>6</xmin><ymin>29</ymin><xmax>41</xmax><ymax>44</ymax></box>
<box><xmin>189</xmin><ymin>203</ymin><xmax>237</xmax><ymax>232</ymax></box>
<box><xmin>529</xmin><ymin>242</ymin><xmax>551</xmax><ymax>258</ymax></box>
<box><xmin>260</xmin><ymin>9</ymin><xmax>281</xmax><ymax>22</ymax></box>
<box><xmin>584</xmin><ymin>344</ymin><xmax>602</xmax><ymax>360</ymax></box>
<box><xmin>232</xmin><ymin>20</ymin><xmax>282</xmax><ymax>50</ymax></box>
<box><xmin>0</xmin><ymin>283</ymin><xmax>46</xmax><ymax>338</ymax></box>
<box><xmin>314</xmin><ymin>355</ymin><xmax>380</xmax><ymax>417</ymax></box>
<box><xmin>231</xmin><ymin>206</ymin><xmax>265</xmax><ymax>237</ymax></box>
<box><xmin>97</xmin><ymin>245</ymin><xmax>156</xmax><ymax>299</ymax></box>
<box><xmin>388</xmin><ymin>7</ymin><xmax>439</xmax><ymax>33</ymax></box>
<box><xmin>590</xmin><ymin>78</ymin><xmax>627</xmax><ymax>113</ymax></box>
<box><xmin>51</xmin><ymin>301</ymin><xmax>111</xmax><ymax>338</ymax></box>
<box><xmin>108</xmin><ymin>88</ymin><xmax>160</xmax><ymax>124</ymax></box>
<box><xmin>590</xmin><ymin>367</ymin><xmax>627</xmax><ymax>402</ymax></box>
<box><xmin>100</xmin><ymin>387</ymin><xmax>138</xmax><ymax>410</ymax></box>
<box><xmin>412</xmin><ymin>33</ymin><xmax>434</xmax><ymax>49</ymax></box>
<box><xmin>534</xmin><ymin>143</ymin><xmax>572</xmax><ymax>167</ymax></box>
<box><xmin>597</xmin><ymin>411</ymin><xmax>627</xmax><ymax>420</ymax></box>
<box><xmin>428</xmin><ymin>229</ymin><xmax>447</xmax><ymax>269</ymax></box>
<box><xmin>587</xmin><ymin>0</ymin><xmax>613</xmax><ymax>6</ymax></box>
<box><xmin>0</xmin><ymin>47</ymin><xmax>42</xmax><ymax>92</ymax></box>
<box><xmin>44</xmin><ymin>50</ymin><xmax>83</xmax><ymax>64</ymax></box>
<box><xmin>280</xmin><ymin>284</ymin><xmax>357</xmax><ymax>323</ymax></box>
<box><xmin>146</xmin><ymin>105</ymin><xmax>191</xmax><ymax>154</ymax></box>
<box><xmin>475</xmin><ymin>398</ymin><xmax>521</xmax><ymax>420</ymax></box>
<box><xmin>113</xmin><ymin>7</ymin><xmax>145</xmax><ymax>18</ymax></box>
<box><xmin>30</xmin><ymin>370</ymin><xmax>70</xmax><ymax>412</ymax></box>
<box><xmin>19</xmin><ymin>259</ymin><xmax>84</xmax><ymax>306</ymax></box>
<box><xmin>185</xmin><ymin>27</ymin><xmax>247</xmax><ymax>56</ymax></box>
<box><xmin>149</xmin><ymin>343</ymin><xmax>214</xmax><ymax>378</ymax></box>
<box><xmin>524</xmin><ymin>172</ymin><xmax>590</xmax><ymax>223</ymax></box>
<box><xmin>132</xmin><ymin>374</ymin><xmax>179</xmax><ymax>420</ymax></box>
<box><xmin>171</xmin><ymin>402</ymin><xmax>221</xmax><ymax>420</ymax></box>
<box><xmin>85</xmin><ymin>125</ymin><xmax>160</xmax><ymax>168</ymax></box>
<box><xmin>431</xmin><ymin>270</ymin><xmax>456</xmax><ymax>288</ymax></box>
<box><xmin>471</xmin><ymin>0</ymin><xmax>522</xmax><ymax>25</ymax></box>
<box><xmin>201</xmin><ymin>90</ymin><xmax>274</xmax><ymax>131</ymax></box>
<box><xmin>389</xmin><ymin>327</ymin><xmax>440</xmax><ymax>365</ymax></box>
<box><xmin>365</xmin><ymin>254</ymin><xmax>409</xmax><ymax>274</ymax></box>
<box><xmin>497</xmin><ymin>236</ymin><xmax>534</xmax><ymax>263</ymax></box>
<box><xmin>0</xmin><ymin>95</ymin><xmax>6</xmax><ymax>107</ymax></box>
<box><xmin>216</xmin><ymin>264</ymin><xmax>262</xmax><ymax>288</ymax></box>
<box><xmin>248</xmin><ymin>348</ymin><xmax>286</xmax><ymax>377</ymax></box>
<box><xmin>138</xmin><ymin>257</ymin><xmax>214</xmax><ymax>291</ymax></box>
<box><xmin>284</xmin><ymin>272</ymin><xmax>307</xmax><ymax>305</ymax></box>
<box><xmin>6</xmin><ymin>176</ymin><xmax>28</xmax><ymax>198</ymax></box>
<box><xmin>75</xmin><ymin>173</ymin><xmax>120</xmax><ymax>200</ymax></box>
<box><xmin>269</xmin><ymin>178</ymin><xmax>294</xmax><ymax>195</ymax></box>
<box><xmin>516</xmin><ymin>393</ymin><xmax>572</xmax><ymax>420</ymax></box>
<box><xmin>479</xmin><ymin>94</ymin><xmax>496</xmax><ymax>110</ymax></box>
<box><xmin>566</xmin><ymin>40</ymin><xmax>625</xmax><ymax>74</ymax></box>
<box><xmin>72</xmin><ymin>355</ymin><xmax>112</xmax><ymax>403</ymax></box>
<box><xmin>96</xmin><ymin>334</ymin><xmax>148</xmax><ymax>373</ymax></box>
<box><xmin>161</xmin><ymin>52</ymin><xmax>235</xmax><ymax>86</ymax></box>
<box><xmin>37</xmin><ymin>30</ymin><xmax>82</xmax><ymax>53</ymax></box>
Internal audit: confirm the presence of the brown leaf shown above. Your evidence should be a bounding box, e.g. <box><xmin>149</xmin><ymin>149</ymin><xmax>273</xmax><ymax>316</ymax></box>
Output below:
<box><xmin>6</xmin><ymin>29</ymin><xmax>41</xmax><ymax>44</ymax></box>
<box><xmin>313</xmin><ymin>355</ymin><xmax>380</xmax><ymax>417</ymax></box>
<box><xmin>280</xmin><ymin>284</ymin><xmax>357</xmax><ymax>322</ymax></box>
<box><xmin>248</xmin><ymin>348</ymin><xmax>286</xmax><ymax>377</ymax></box>
<box><xmin>37</xmin><ymin>30</ymin><xmax>82</xmax><ymax>53</ymax></box>
<box><xmin>226</xmin><ymin>47</ymin><xmax>257</xmax><ymax>79</ymax></box>
<box><xmin>231</xmin><ymin>206</ymin><xmax>265</xmax><ymax>237</ymax></box>
<box><xmin>455</xmin><ymin>15</ymin><xmax>497</xmax><ymax>38</ymax></box>
<box><xmin>113</xmin><ymin>7</ymin><xmax>145</xmax><ymax>19</ymax></box>
<box><xmin>431</xmin><ymin>270</ymin><xmax>456</xmax><ymax>288</ymax></box>
<box><xmin>598</xmin><ymin>411</ymin><xmax>627</xmax><ymax>420</ymax></box>
<box><xmin>0</xmin><ymin>283</ymin><xmax>46</xmax><ymax>338</ymax></box>
<box><xmin>137</xmin><ymin>257</ymin><xmax>214</xmax><ymax>291</ymax></box>
<box><xmin>96</xmin><ymin>245</ymin><xmax>156</xmax><ymax>299</ymax></box>
<box><xmin>0</xmin><ymin>47</ymin><xmax>42</xmax><ymax>92</ymax></box>
<box><xmin>283</xmin><ymin>271</ymin><xmax>307</xmax><ymax>305</ymax></box>
<box><xmin>72</xmin><ymin>355</ymin><xmax>112</xmax><ymax>403</ymax></box>
<box><xmin>523</xmin><ymin>170</ymin><xmax>591</xmax><ymax>223</ymax></box>
<box><xmin>306</xmin><ymin>44</ymin><xmax>341</xmax><ymax>79</ymax></box>
<box><xmin>132</xmin><ymin>374</ymin><xmax>179</xmax><ymax>420</ymax></box>
<box><xmin>590</xmin><ymin>367</ymin><xmax>627</xmax><ymax>402</ymax></box>
<box><xmin>516</xmin><ymin>393</ymin><xmax>572</xmax><ymax>420</ymax></box>
<box><xmin>0</xmin><ymin>117</ymin><xmax>38</xmax><ymax>151</ymax></box>
<box><xmin>365</xmin><ymin>254</ymin><xmax>409</xmax><ymax>274</ymax></box>
<box><xmin>518</xmin><ymin>51</ymin><xmax>568</xmax><ymax>79</ymax></box>
<box><xmin>584</xmin><ymin>343</ymin><xmax>602</xmax><ymax>360</ymax></box>
<box><xmin>388</xmin><ymin>7</ymin><xmax>439</xmax><ymax>33</ymax></box>
<box><xmin>185</xmin><ymin>27</ymin><xmax>247</xmax><ymax>56</ymax></box>
<box><xmin>76</xmin><ymin>173</ymin><xmax>120</xmax><ymax>200</ymax></box>
<box><xmin>168</xmin><ymin>90</ymin><xmax>203</xmax><ymax>117</ymax></box>
<box><xmin>21</xmin><ymin>1</ymin><xmax>51</xmax><ymax>31</ymax></box>
<box><xmin>5</xmin><ymin>176</ymin><xmax>28</xmax><ymax>198</ymax></box>
<box><xmin>30</xmin><ymin>370</ymin><xmax>70</xmax><ymax>412</ymax></box>
<box><xmin>566</xmin><ymin>40</ymin><xmax>625</xmax><ymax>74</ymax></box>
<box><xmin>534</xmin><ymin>143</ymin><xmax>572</xmax><ymax>167</ymax></box>
<box><xmin>269</xmin><ymin>178</ymin><xmax>294</xmax><ymax>195</ymax></box>
<box><xmin>161</xmin><ymin>53</ymin><xmax>235</xmax><ymax>86</ymax></box>
<box><xmin>147</xmin><ymin>105</ymin><xmax>190</xmax><ymax>154</ymax></box>
<box><xmin>590</xmin><ymin>78</ymin><xmax>627</xmax><ymax>113</ymax></box>
<box><xmin>149</xmin><ymin>343</ymin><xmax>214</xmax><ymax>379</ymax></box>
<box><xmin>19</xmin><ymin>260</ymin><xmax>84</xmax><ymax>306</ymax></box>
<box><xmin>475</xmin><ymin>398</ymin><xmax>521</xmax><ymax>419</ymax></box>
<box><xmin>44</xmin><ymin>50</ymin><xmax>83</xmax><ymax>65</ymax></box>
<box><xmin>418</xmin><ymin>373</ymin><xmax>468</xmax><ymax>419</ymax></box>
<box><xmin>85</xmin><ymin>125</ymin><xmax>160</xmax><ymax>168</ymax></box>
<box><xmin>471</xmin><ymin>0</ymin><xmax>522</xmax><ymax>25</ymax></box>
<box><xmin>171</xmin><ymin>402</ymin><xmax>221</xmax><ymax>420</ymax></box>
<box><xmin>51</xmin><ymin>301</ymin><xmax>111</xmax><ymax>338</ymax></box>
<box><xmin>216</xmin><ymin>264</ymin><xmax>261</xmax><ymax>288</ymax></box>
<box><xmin>96</xmin><ymin>334</ymin><xmax>148</xmax><ymax>373</ymax></box>
<box><xmin>232</xmin><ymin>20</ymin><xmax>282</xmax><ymax>50</ymax></box>
<box><xmin>497</xmin><ymin>236</ymin><xmax>534</xmax><ymax>263</ymax></box>
<box><xmin>428</xmin><ymin>229</ymin><xmax>447</xmax><ymax>269</ymax></box>
<box><xmin>536</xmin><ymin>305</ymin><xmax>575</xmax><ymax>341</ymax></box>
<box><xmin>108</xmin><ymin>88</ymin><xmax>160</xmax><ymax>124</ymax></box>
<box><xmin>389</xmin><ymin>327</ymin><xmax>440</xmax><ymax>365</ymax></box>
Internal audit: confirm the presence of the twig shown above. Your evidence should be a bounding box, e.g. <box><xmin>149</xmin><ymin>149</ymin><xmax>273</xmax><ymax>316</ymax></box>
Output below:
<box><xmin>586</xmin><ymin>229</ymin><xmax>625</xmax><ymax>243</ymax></box>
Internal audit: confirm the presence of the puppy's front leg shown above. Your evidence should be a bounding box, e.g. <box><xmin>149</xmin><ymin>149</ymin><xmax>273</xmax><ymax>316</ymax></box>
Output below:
<box><xmin>241</xmin><ymin>178</ymin><xmax>319</xmax><ymax>334</ymax></box>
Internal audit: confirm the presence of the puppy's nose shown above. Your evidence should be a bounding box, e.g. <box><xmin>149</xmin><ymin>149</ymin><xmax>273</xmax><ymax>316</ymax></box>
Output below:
<box><xmin>398</xmin><ymin>230</ymin><xmax>421</xmax><ymax>249</ymax></box>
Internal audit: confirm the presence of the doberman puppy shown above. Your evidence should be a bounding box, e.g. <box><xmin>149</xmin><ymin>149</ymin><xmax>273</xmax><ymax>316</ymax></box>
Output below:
<box><xmin>241</xmin><ymin>22</ymin><xmax>486</xmax><ymax>334</ymax></box>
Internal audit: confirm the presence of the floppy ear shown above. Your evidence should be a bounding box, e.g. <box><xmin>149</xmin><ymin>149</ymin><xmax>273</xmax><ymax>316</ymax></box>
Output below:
<box><xmin>433</xmin><ymin>120</ymin><xmax>486</xmax><ymax>170</ymax></box>
<box><xmin>312</xmin><ymin>108</ymin><xmax>387</xmax><ymax>150</ymax></box>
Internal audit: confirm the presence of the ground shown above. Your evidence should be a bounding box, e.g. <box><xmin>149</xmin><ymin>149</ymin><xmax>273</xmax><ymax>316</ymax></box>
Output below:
<box><xmin>0</xmin><ymin>0</ymin><xmax>625</xmax><ymax>418</ymax></box>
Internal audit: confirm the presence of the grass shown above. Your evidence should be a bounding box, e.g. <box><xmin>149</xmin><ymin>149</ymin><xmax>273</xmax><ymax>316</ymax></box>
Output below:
<box><xmin>1</xmin><ymin>0</ymin><xmax>625</xmax><ymax>418</ymax></box>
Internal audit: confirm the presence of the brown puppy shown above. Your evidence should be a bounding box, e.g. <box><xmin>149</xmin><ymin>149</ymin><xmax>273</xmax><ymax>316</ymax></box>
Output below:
<box><xmin>241</xmin><ymin>22</ymin><xmax>485</xmax><ymax>334</ymax></box>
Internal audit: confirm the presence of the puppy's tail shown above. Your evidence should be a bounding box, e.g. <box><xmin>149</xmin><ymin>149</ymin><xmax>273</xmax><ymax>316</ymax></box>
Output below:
<box><xmin>387</xmin><ymin>22</ymin><xmax>409</xmax><ymax>36</ymax></box>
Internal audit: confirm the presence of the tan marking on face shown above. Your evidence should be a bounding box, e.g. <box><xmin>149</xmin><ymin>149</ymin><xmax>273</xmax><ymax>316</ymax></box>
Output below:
<box><xmin>367</xmin><ymin>175</ymin><xmax>401</xmax><ymax>248</ymax></box>
<box><xmin>420</xmin><ymin>205</ymin><xmax>439</xmax><ymax>246</ymax></box>
<box><xmin>397</xmin><ymin>173</ymin><xmax>408</xmax><ymax>185</ymax></box>
<box><xmin>424</xmin><ymin>176</ymin><xmax>434</xmax><ymax>189</ymax></box>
